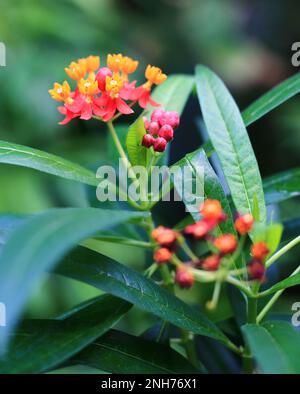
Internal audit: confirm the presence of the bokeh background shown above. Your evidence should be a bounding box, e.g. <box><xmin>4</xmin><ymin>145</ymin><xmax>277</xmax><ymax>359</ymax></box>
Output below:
<box><xmin>0</xmin><ymin>0</ymin><xmax>299</xmax><ymax>344</ymax></box>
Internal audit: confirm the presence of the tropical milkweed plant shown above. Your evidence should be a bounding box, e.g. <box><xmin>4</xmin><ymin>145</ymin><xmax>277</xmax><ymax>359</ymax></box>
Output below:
<box><xmin>0</xmin><ymin>53</ymin><xmax>299</xmax><ymax>375</ymax></box>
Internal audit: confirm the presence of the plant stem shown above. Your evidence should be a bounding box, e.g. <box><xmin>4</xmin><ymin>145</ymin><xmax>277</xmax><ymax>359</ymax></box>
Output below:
<box><xmin>242</xmin><ymin>297</ymin><xmax>257</xmax><ymax>374</ymax></box>
<box><xmin>180</xmin><ymin>329</ymin><xmax>201</xmax><ymax>369</ymax></box>
<box><xmin>257</xmin><ymin>263</ymin><xmax>300</xmax><ymax>322</ymax></box>
<box><xmin>265</xmin><ymin>235</ymin><xmax>300</xmax><ymax>268</ymax></box>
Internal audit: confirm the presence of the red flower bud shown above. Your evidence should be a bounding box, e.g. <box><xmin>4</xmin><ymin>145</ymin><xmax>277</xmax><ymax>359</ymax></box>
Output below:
<box><xmin>148</xmin><ymin>121</ymin><xmax>160</xmax><ymax>135</ymax></box>
<box><xmin>247</xmin><ymin>260</ymin><xmax>266</xmax><ymax>280</ymax></box>
<box><xmin>159</xmin><ymin>124</ymin><xmax>174</xmax><ymax>141</ymax></box>
<box><xmin>160</xmin><ymin>111</ymin><xmax>180</xmax><ymax>128</ymax></box>
<box><xmin>151</xmin><ymin>226</ymin><xmax>178</xmax><ymax>249</ymax></box>
<box><xmin>200</xmin><ymin>199</ymin><xmax>226</xmax><ymax>222</ymax></box>
<box><xmin>234</xmin><ymin>213</ymin><xmax>254</xmax><ymax>235</ymax></box>
<box><xmin>154</xmin><ymin>247</ymin><xmax>172</xmax><ymax>264</ymax></box>
<box><xmin>96</xmin><ymin>67</ymin><xmax>113</xmax><ymax>91</ymax></box>
<box><xmin>202</xmin><ymin>255</ymin><xmax>221</xmax><ymax>271</ymax></box>
<box><xmin>143</xmin><ymin>116</ymin><xmax>150</xmax><ymax>131</ymax></box>
<box><xmin>151</xmin><ymin>109</ymin><xmax>164</xmax><ymax>123</ymax></box>
<box><xmin>214</xmin><ymin>234</ymin><xmax>237</xmax><ymax>254</ymax></box>
<box><xmin>175</xmin><ymin>266</ymin><xmax>194</xmax><ymax>289</ymax></box>
<box><xmin>251</xmin><ymin>242</ymin><xmax>269</xmax><ymax>261</ymax></box>
<box><xmin>153</xmin><ymin>137</ymin><xmax>167</xmax><ymax>152</ymax></box>
<box><xmin>184</xmin><ymin>219</ymin><xmax>216</xmax><ymax>240</ymax></box>
<box><xmin>142</xmin><ymin>134</ymin><xmax>154</xmax><ymax>148</ymax></box>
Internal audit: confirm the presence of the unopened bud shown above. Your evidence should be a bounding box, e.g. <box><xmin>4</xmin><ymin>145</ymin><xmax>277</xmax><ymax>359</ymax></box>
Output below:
<box><xmin>153</xmin><ymin>137</ymin><xmax>167</xmax><ymax>152</ymax></box>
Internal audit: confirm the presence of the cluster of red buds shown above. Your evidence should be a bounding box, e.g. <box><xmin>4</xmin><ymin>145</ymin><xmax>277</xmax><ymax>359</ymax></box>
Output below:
<box><xmin>142</xmin><ymin>109</ymin><xmax>180</xmax><ymax>152</ymax></box>
<box><xmin>151</xmin><ymin>199</ymin><xmax>270</xmax><ymax>290</ymax></box>
<box><xmin>49</xmin><ymin>54</ymin><xmax>167</xmax><ymax>124</ymax></box>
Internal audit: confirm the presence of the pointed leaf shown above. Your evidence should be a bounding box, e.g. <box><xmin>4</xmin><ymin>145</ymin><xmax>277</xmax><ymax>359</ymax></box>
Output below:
<box><xmin>55</xmin><ymin>246</ymin><xmax>234</xmax><ymax>349</ymax></box>
<box><xmin>243</xmin><ymin>321</ymin><xmax>300</xmax><ymax>373</ymax></box>
<box><xmin>0</xmin><ymin>208</ymin><xmax>148</xmax><ymax>349</ymax></box>
<box><xmin>263</xmin><ymin>168</ymin><xmax>300</xmax><ymax>205</ymax></box>
<box><xmin>195</xmin><ymin>65</ymin><xmax>266</xmax><ymax>222</ymax></box>
<box><xmin>72</xmin><ymin>329</ymin><xmax>199</xmax><ymax>374</ymax></box>
<box><xmin>0</xmin><ymin>140</ymin><xmax>97</xmax><ymax>186</ymax></box>
<box><xmin>0</xmin><ymin>296</ymin><xmax>131</xmax><ymax>373</ymax></box>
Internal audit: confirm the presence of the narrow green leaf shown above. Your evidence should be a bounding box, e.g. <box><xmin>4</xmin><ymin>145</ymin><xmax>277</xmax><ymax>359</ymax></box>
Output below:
<box><xmin>126</xmin><ymin>116</ymin><xmax>147</xmax><ymax>167</ymax></box>
<box><xmin>172</xmin><ymin>149</ymin><xmax>235</xmax><ymax>234</ymax></box>
<box><xmin>56</xmin><ymin>246</ymin><xmax>233</xmax><ymax>348</ymax></box>
<box><xmin>242</xmin><ymin>72</ymin><xmax>300</xmax><ymax>126</ymax></box>
<box><xmin>242</xmin><ymin>321</ymin><xmax>300</xmax><ymax>373</ymax></box>
<box><xmin>195</xmin><ymin>65</ymin><xmax>266</xmax><ymax>222</ymax></box>
<box><xmin>0</xmin><ymin>140</ymin><xmax>97</xmax><ymax>186</ymax></box>
<box><xmin>0</xmin><ymin>295</ymin><xmax>131</xmax><ymax>373</ymax></box>
<box><xmin>262</xmin><ymin>271</ymin><xmax>300</xmax><ymax>295</ymax></box>
<box><xmin>0</xmin><ymin>208</ymin><xmax>148</xmax><ymax>349</ymax></box>
<box><xmin>72</xmin><ymin>329</ymin><xmax>199</xmax><ymax>374</ymax></box>
<box><xmin>263</xmin><ymin>168</ymin><xmax>300</xmax><ymax>205</ymax></box>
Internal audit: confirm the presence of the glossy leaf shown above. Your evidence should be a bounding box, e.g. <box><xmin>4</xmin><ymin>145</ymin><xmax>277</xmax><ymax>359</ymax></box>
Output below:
<box><xmin>172</xmin><ymin>149</ymin><xmax>235</xmax><ymax>234</ymax></box>
<box><xmin>195</xmin><ymin>65</ymin><xmax>266</xmax><ymax>222</ymax></box>
<box><xmin>262</xmin><ymin>271</ymin><xmax>300</xmax><ymax>295</ymax></box>
<box><xmin>126</xmin><ymin>116</ymin><xmax>148</xmax><ymax>167</ymax></box>
<box><xmin>0</xmin><ymin>295</ymin><xmax>131</xmax><ymax>374</ymax></box>
<box><xmin>0</xmin><ymin>208</ymin><xmax>148</xmax><ymax>349</ymax></box>
<box><xmin>263</xmin><ymin>168</ymin><xmax>300</xmax><ymax>205</ymax></box>
<box><xmin>56</xmin><ymin>246</ymin><xmax>233</xmax><ymax>348</ymax></box>
<box><xmin>0</xmin><ymin>140</ymin><xmax>97</xmax><ymax>186</ymax></box>
<box><xmin>72</xmin><ymin>329</ymin><xmax>199</xmax><ymax>374</ymax></box>
<box><xmin>243</xmin><ymin>321</ymin><xmax>300</xmax><ymax>373</ymax></box>
<box><xmin>242</xmin><ymin>72</ymin><xmax>300</xmax><ymax>126</ymax></box>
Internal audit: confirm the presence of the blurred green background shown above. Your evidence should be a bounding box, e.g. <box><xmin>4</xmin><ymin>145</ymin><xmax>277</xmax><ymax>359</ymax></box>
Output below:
<box><xmin>0</xmin><ymin>0</ymin><xmax>299</xmax><ymax>335</ymax></box>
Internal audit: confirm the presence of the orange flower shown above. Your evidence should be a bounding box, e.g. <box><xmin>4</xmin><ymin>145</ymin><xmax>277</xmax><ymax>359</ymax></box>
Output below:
<box><xmin>107</xmin><ymin>54</ymin><xmax>123</xmax><ymax>73</ymax></box>
<box><xmin>200</xmin><ymin>199</ymin><xmax>226</xmax><ymax>222</ymax></box>
<box><xmin>214</xmin><ymin>234</ymin><xmax>237</xmax><ymax>254</ymax></box>
<box><xmin>85</xmin><ymin>55</ymin><xmax>100</xmax><ymax>73</ymax></box>
<box><xmin>202</xmin><ymin>255</ymin><xmax>221</xmax><ymax>271</ymax></box>
<box><xmin>77</xmin><ymin>73</ymin><xmax>99</xmax><ymax>96</ymax></box>
<box><xmin>251</xmin><ymin>242</ymin><xmax>269</xmax><ymax>261</ymax></box>
<box><xmin>48</xmin><ymin>81</ymin><xmax>71</xmax><ymax>102</ymax></box>
<box><xmin>234</xmin><ymin>214</ymin><xmax>254</xmax><ymax>235</ymax></box>
<box><xmin>65</xmin><ymin>60</ymin><xmax>87</xmax><ymax>80</ymax></box>
<box><xmin>154</xmin><ymin>248</ymin><xmax>172</xmax><ymax>264</ymax></box>
<box><xmin>105</xmin><ymin>72</ymin><xmax>125</xmax><ymax>98</ymax></box>
<box><xmin>120</xmin><ymin>56</ymin><xmax>138</xmax><ymax>75</ymax></box>
<box><xmin>145</xmin><ymin>65</ymin><xmax>167</xmax><ymax>86</ymax></box>
<box><xmin>151</xmin><ymin>226</ymin><xmax>178</xmax><ymax>249</ymax></box>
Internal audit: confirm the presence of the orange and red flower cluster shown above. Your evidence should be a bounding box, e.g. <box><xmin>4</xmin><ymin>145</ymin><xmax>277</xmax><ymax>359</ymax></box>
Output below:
<box><xmin>49</xmin><ymin>54</ymin><xmax>167</xmax><ymax>124</ymax></box>
<box><xmin>151</xmin><ymin>199</ymin><xmax>270</xmax><ymax>289</ymax></box>
<box><xmin>142</xmin><ymin>109</ymin><xmax>180</xmax><ymax>152</ymax></box>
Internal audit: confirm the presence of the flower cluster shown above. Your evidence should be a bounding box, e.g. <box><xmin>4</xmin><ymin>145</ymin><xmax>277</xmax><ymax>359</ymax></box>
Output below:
<box><xmin>151</xmin><ymin>199</ymin><xmax>270</xmax><ymax>290</ymax></box>
<box><xmin>49</xmin><ymin>54</ymin><xmax>167</xmax><ymax>124</ymax></box>
<box><xmin>142</xmin><ymin>109</ymin><xmax>180</xmax><ymax>152</ymax></box>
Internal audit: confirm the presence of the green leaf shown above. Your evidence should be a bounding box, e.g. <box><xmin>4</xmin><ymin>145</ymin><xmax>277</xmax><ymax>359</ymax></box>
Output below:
<box><xmin>56</xmin><ymin>246</ymin><xmax>233</xmax><ymax>349</ymax></box>
<box><xmin>202</xmin><ymin>74</ymin><xmax>300</xmax><ymax>158</ymax></box>
<box><xmin>262</xmin><ymin>271</ymin><xmax>300</xmax><ymax>295</ymax></box>
<box><xmin>144</xmin><ymin>74</ymin><xmax>194</xmax><ymax>116</ymax></box>
<box><xmin>263</xmin><ymin>168</ymin><xmax>300</xmax><ymax>205</ymax></box>
<box><xmin>242</xmin><ymin>321</ymin><xmax>300</xmax><ymax>373</ymax></box>
<box><xmin>195</xmin><ymin>65</ymin><xmax>266</xmax><ymax>222</ymax></box>
<box><xmin>0</xmin><ymin>208</ymin><xmax>148</xmax><ymax>349</ymax></box>
<box><xmin>0</xmin><ymin>140</ymin><xmax>97</xmax><ymax>186</ymax></box>
<box><xmin>0</xmin><ymin>295</ymin><xmax>131</xmax><ymax>374</ymax></box>
<box><xmin>172</xmin><ymin>149</ymin><xmax>235</xmax><ymax>234</ymax></box>
<box><xmin>71</xmin><ymin>329</ymin><xmax>199</xmax><ymax>374</ymax></box>
<box><xmin>242</xmin><ymin>72</ymin><xmax>300</xmax><ymax>126</ymax></box>
<box><xmin>126</xmin><ymin>116</ymin><xmax>147</xmax><ymax>167</ymax></box>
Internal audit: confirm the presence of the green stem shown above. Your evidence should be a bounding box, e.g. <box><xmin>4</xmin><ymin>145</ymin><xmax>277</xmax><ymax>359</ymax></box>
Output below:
<box><xmin>242</xmin><ymin>297</ymin><xmax>257</xmax><ymax>374</ymax></box>
<box><xmin>265</xmin><ymin>235</ymin><xmax>300</xmax><ymax>268</ymax></box>
<box><xmin>180</xmin><ymin>329</ymin><xmax>201</xmax><ymax>369</ymax></box>
<box><xmin>257</xmin><ymin>263</ymin><xmax>300</xmax><ymax>322</ymax></box>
